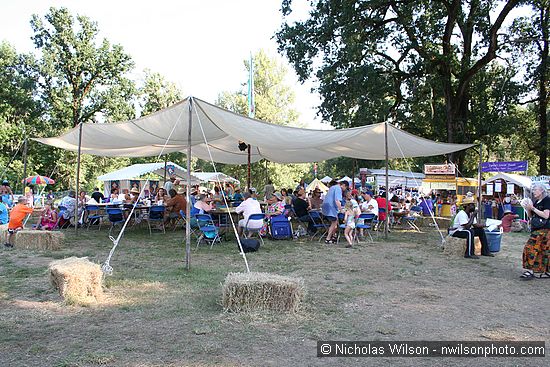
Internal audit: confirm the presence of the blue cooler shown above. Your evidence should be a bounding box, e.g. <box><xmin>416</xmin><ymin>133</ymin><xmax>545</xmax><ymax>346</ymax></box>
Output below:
<box><xmin>485</xmin><ymin>231</ymin><xmax>502</xmax><ymax>252</ymax></box>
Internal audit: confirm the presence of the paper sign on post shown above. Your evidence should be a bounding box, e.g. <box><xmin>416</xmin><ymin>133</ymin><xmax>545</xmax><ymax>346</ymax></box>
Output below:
<box><xmin>506</xmin><ymin>183</ymin><xmax>515</xmax><ymax>195</ymax></box>
<box><xmin>486</xmin><ymin>184</ymin><xmax>493</xmax><ymax>195</ymax></box>
<box><xmin>494</xmin><ymin>181</ymin><xmax>502</xmax><ymax>193</ymax></box>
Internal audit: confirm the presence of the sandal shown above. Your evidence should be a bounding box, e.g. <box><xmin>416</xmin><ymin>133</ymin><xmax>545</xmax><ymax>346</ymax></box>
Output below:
<box><xmin>538</xmin><ymin>272</ymin><xmax>550</xmax><ymax>279</ymax></box>
<box><xmin>520</xmin><ymin>271</ymin><xmax>535</xmax><ymax>280</ymax></box>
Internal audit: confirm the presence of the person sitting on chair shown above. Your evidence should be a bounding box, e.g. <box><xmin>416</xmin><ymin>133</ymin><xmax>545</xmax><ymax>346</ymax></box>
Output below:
<box><xmin>165</xmin><ymin>188</ymin><xmax>187</xmax><ymax>225</ymax></box>
<box><xmin>235</xmin><ymin>191</ymin><xmax>263</xmax><ymax>236</ymax></box>
<box><xmin>449</xmin><ymin>195</ymin><xmax>494</xmax><ymax>259</ymax></box>
<box><xmin>193</xmin><ymin>194</ymin><xmax>213</xmax><ymax>214</ymax></box>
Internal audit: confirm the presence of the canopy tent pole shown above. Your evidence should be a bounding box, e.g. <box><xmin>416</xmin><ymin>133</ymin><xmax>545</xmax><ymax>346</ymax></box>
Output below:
<box><xmin>75</xmin><ymin>122</ymin><xmax>83</xmax><ymax>234</ymax></box>
<box><xmin>384</xmin><ymin>122</ymin><xmax>389</xmax><ymax>239</ymax></box>
<box><xmin>185</xmin><ymin>98</ymin><xmax>193</xmax><ymax>270</ymax></box>
<box><xmin>477</xmin><ymin>143</ymin><xmax>483</xmax><ymax>222</ymax></box>
<box><xmin>247</xmin><ymin>144</ymin><xmax>251</xmax><ymax>190</ymax></box>
<box><xmin>164</xmin><ymin>156</ymin><xmax>167</xmax><ymax>185</ymax></box>
<box><xmin>22</xmin><ymin>137</ymin><xmax>28</xmax><ymax>192</ymax></box>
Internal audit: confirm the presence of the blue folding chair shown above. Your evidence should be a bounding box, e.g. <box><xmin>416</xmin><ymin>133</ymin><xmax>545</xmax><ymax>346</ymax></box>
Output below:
<box><xmin>308</xmin><ymin>211</ymin><xmax>328</xmax><ymax>242</ymax></box>
<box><xmin>195</xmin><ymin>213</ymin><xmax>221</xmax><ymax>249</ymax></box>
<box><xmin>244</xmin><ymin>213</ymin><xmax>265</xmax><ymax>245</ymax></box>
<box><xmin>403</xmin><ymin>205</ymin><xmax>422</xmax><ymax>232</ymax></box>
<box><xmin>356</xmin><ymin>213</ymin><xmax>376</xmax><ymax>242</ymax></box>
<box><xmin>147</xmin><ymin>205</ymin><xmax>166</xmax><ymax>235</ymax></box>
<box><xmin>336</xmin><ymin>212</ymin><xmax>352</xmax><ymax>245</ymax></box>
<box><xmin>85</xmin><ymin>205</ymin><xmax>102</xmax><ymax>230</ymax></box>
<box><xmin>106</xmin><ymin>208</ymin><xmax>125</xmax><ymax>236</ymax></box>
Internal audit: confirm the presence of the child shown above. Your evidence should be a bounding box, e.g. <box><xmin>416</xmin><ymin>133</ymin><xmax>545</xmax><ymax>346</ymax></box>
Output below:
<box><xmin>343</xmin><ymin>200</ymin><xmax>359</xmax><ymax>248</ymax></box>
<box><xmin>501</xmin><ymin>209</ymin><xmax>519</xmax><ymax>233</ymax></box>
<box><xmin>4</xmin><ymin>197</ymin><xmax>42</xmax><ymax>248</ymax></box>
<box><xmin>36</xmin><ymin>201</ymin><xmax>58</xmax><ymax>230</ymax></box>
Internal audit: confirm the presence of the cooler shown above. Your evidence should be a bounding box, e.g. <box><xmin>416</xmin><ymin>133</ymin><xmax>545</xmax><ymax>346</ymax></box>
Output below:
<box><xmin>485</xmin><ymin>230</ymin><xmax>502</xmax><ymax>252</ymax></box>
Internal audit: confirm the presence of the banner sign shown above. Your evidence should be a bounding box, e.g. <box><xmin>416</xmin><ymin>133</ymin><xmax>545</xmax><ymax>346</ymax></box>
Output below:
<box><xmin>424</xmin><ymin>163</ymin><xmax>456</xmax><ymax>175</ymax></box>
<box><xmin>481</xmin><ymin>161</ymin><xmax>528</xmax><ymax>172</ymax></box>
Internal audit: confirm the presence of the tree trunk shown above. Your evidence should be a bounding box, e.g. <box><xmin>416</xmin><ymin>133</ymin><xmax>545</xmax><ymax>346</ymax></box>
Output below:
<box><xmin>538</xmin><ymin>4</ymin><xmax>549</xmax><ymax>175</ymax></box>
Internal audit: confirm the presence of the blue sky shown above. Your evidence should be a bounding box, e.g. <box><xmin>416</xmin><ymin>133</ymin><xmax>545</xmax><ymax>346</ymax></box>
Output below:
<box><xmin>0</xmin><ymin>0</ymin><xmax>330</xmax><ymax>128</ymax></box>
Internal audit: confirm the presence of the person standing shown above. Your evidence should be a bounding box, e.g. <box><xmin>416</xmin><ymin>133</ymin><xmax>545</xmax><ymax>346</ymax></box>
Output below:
<box><xmin>164</xmin><ymin>175</ymin><xmax>176</xmax><ymax>195</ymax></box>
<box><xmin>91</xmin><ymin>187</ymin><xmax>104</xmax><ymax>203</ymax></box>
<box><xmin>0</xmin><ymin>196</ymin><xmax>8</xmax><ymax>225</ymax></box>
<box><xmin>4</xmin><ymin>197</ymin><xmax>42</xmax><ymax>248</ymax></box>
<box><xmin>520</xmin><ymin>183</ymin><xmax>550</xmax><ymax>280</ymax></box>
<box><xmin>322</xmin><ymin>180</ymin><xmax>348</xmax><ymax>244</ymax></box>
<box><xmin>263</xmin><ymin>180</ymin><xmax>275</xmax><ymax>201</ymax></box>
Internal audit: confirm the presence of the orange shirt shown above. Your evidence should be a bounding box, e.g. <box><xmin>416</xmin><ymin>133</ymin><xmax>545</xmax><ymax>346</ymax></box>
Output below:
<box><xmin>8</xmin><ymin>204</ymin><xmax>34</xmax><ymax>229</ymax></box>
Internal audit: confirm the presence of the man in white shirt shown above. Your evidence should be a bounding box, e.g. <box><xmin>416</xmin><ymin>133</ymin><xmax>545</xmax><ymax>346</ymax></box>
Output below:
<box><xmin>449</xmin><ymin>196</ymin><xmax>493</xmax><ymax>259</ymax></box>
<box><xmin>235</xmin><ymin>192</ymin><xmax>263</xmax><ymax>235</ymax></box>
<box><xmin>360</xmin><ymin>191</ymin><xmax>378</xmax><ymax>216</ymax></box>
<box><xmin>164</xmin><ymin>175</ymin><xmax>176</xmax><ymax>195</ymax></box>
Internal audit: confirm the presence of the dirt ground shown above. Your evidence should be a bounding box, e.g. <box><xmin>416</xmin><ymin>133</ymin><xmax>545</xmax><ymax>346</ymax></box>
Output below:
<box><xmin>0</xmin><ymin>226</ymin><xmax>548</xmax><ymax>367</ymax></box>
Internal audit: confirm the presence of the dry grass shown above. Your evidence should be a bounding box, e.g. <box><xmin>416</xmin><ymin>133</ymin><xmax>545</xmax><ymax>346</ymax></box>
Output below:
<box><xmin>0</xmin><ymin>227</ymin><xmax>548</xmax><ymax>367</ymax></box>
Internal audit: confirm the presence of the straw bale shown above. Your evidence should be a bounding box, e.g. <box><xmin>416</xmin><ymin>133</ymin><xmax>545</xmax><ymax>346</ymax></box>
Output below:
<box><xmin>14</xmin><ymin>230</ymin><xmax>64</xmax><ymax>250</ymax></box>
<box><xmin>0</xmin><ymin>224</ymin><xmax>7</xmax><ymax>243</ymax></box>
<box><xmin>222</xmin><ymin>272</ymin><xmax>304</xmax><ymax>313</ymax></box>
<box><xmin>443</xmin><ymin>236</ymin><xmax>481</xmax><ymax>257</ymax></box>
<box><xmin>49</xmin><ymin>257</ymin><xmax>103</xmax><ymax>304</ymax></box>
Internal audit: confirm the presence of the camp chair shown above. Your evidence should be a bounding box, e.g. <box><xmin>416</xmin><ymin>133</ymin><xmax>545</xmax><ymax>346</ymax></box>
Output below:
<box><xmin>244</xmin><ymin>213</ymin><xmax>265</xmax><ymax>245</ymax></box>
<box><xmin>106</xmin><ymin>208</ymin><xmax>125</xmax><ymax>236</ymax></box>
<box><xmin>146</xmin><ymin>205</ymin><xmax>166</xmax><ymax>235</ymax></box>
<box><xmin>195</xmin><ymin>213</ymin><xmax>221</xmax><ymax>249</ymax></box>
<box><xmin>53</xmin><ymin>205</ymin><xmax>67</xmax><ymax>230</ymax></box>
<box><xmin>173</xmin><ymin>209</ymin><xmax>199</xmax><ymax>237</ymax></box>
<box><xmin>85</xmin><ymin>204</ymin><xmax>102</xmax><ymax>230</ymax></box>
<box><xmin>403</xmin><ymin>205</ymin><xmax>422</xmax><ymax>232</ymax></box>
<box><xmin>308</xmin><ymin>211</ymin><xmax>328</xmax><ymax>241</ymax></box>
<box><xmin>336</xmin><ymin>212</ymin><xmax>356</xmax><ymax>245</ymax></box>
<box><xmin>355</xmin><ymin>213</ymin><xmax>376</xmax><ymax>243</ymax></box>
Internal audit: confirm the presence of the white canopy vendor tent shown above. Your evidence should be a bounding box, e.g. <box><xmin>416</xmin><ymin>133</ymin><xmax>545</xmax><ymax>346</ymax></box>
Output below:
<box><xmin>482</xmin><ymin>173</ymin><xmax>532</xmax><ymax>190</ymax></box>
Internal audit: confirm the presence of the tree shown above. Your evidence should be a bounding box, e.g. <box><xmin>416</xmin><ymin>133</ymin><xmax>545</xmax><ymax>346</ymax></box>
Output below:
<box><xmin>215</xmin><ymin>50</ymin><xmax>310</xmax><ymax>189</ymax></box>
<box><xmin>509</xmin><ymin>0</ymin><xmax>549</xmax><ymax>174</ymax></box>
<box><xmin>30</xmin><ymin>7</ymin><xmax>136</xmax><ymax>129</ymax></box>
<box><xmin>139</xmin><ymin>69</ymin><xmax>183</xmax><ymax>116</ymax></box>
<box><xmin>276</xmin><ymin>0</ymin><xmax>522</xmax><ymax>169</ymax></box>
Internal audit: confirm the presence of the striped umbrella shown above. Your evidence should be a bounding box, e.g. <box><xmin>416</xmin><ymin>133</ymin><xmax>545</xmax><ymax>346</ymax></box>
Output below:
<box><xmin>23</xmin><ymin>175</ymin><xmax>55</xmax><ymax>185</ymax></box>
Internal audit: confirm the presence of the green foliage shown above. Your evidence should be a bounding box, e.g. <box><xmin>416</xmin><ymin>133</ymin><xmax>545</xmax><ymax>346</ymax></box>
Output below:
<box><xmin>214</xmin><ymin>50</ymin><xmax>309</xmax><ymax>189</ymax></box>
<box><xmin>139</xmin><ymin>69</ymin><xmax>183</xmax><ymax>116</ymax></box>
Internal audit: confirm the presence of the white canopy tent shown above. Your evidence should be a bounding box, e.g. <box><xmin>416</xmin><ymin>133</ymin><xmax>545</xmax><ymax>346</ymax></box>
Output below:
<box><xmin>34</xmin><ymin>97</ymin><xmax>473</xmax><ymax>163</ymax></box>
<box><xmin>192</xmin><ymin>172</ymin><xmax>239</xmax><ymax>185</ymax></box>
<box><xmin>482</xmin><ymin>173</ymin><xmax>532</xmax><ymax>190</ymax></box>
<box><xmin>320</xmin><ymin>176</ymin><xmax>332</xmax><ymax>183</ymax></box>
<box><xmin>97</xmin><ymin>162</ymin><xmax>200</xmax><ymax>184</ymax></box>
<box><xmin>34</xmin><ymin>96</ymin><xmax>475</xmax><ymax>269</ymax></box>
<box><xmin>363</xmin><ymin>168</ymin><xmax>425</xmax><ymax>189</ymax></box>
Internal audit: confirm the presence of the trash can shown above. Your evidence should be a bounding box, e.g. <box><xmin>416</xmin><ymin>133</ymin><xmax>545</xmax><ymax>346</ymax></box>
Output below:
<box><xmin>485</xmin><ymin>230</ymin><xmax>502</xmax><ymax>252</ymax></box>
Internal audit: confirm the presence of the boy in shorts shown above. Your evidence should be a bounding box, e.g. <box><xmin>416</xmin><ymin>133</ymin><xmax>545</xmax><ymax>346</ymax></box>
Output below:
<box><xmin>4</xmin><ymin>197</ymin><xmax>42</xmax><ymax>248</ymax></box>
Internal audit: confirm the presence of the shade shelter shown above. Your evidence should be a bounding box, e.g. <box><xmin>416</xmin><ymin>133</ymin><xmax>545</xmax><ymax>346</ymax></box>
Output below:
<box><xmin>192</xmin><ymin>172</ymin><xmax>239</xmax><ymax>185</ymax></box>
<box><xmin>96</xmin><ymin>162</ymin><xmax>201</xmax><ymax>196</ymax></box>
<box><xmin>305</xmin><ymin>178</ymin><xmax>329</xmax><ymax>193</ymax></box>
<box><xmin>34</xmin><ymin>96</ymin><xmax>475</xmax><ymax>270</ymax></box>
<box><xmin>319</xmin><ymin>176</ymin><xmax>332</xmax><ymax>183</ymax></box>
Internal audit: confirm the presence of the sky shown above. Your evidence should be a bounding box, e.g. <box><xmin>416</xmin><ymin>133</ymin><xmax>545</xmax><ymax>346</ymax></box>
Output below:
<box><xmin>0</xmin><ymin>0</ymin><xmax>331</xmax><ymax>129</ymax></box>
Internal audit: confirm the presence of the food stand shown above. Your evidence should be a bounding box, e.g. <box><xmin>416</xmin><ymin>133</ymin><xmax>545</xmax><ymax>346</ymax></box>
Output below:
<box><xmin>421</xmin><ymin>164</ymin><xmax>478</xmax><ymax>217</ymax></box>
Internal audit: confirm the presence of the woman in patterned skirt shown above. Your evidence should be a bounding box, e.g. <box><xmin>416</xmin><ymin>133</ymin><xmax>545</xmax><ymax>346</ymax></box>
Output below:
<box><xmin>520</xmin><ymin>182</ymin><xmax>550</xmax><ymax>280</ymax></box>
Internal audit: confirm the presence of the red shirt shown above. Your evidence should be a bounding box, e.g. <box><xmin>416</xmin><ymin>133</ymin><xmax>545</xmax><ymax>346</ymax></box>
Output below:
<box><xmin>376</xmin><ymin>198</ymin><xmax>392</xmax><ymax>221</ymax></box>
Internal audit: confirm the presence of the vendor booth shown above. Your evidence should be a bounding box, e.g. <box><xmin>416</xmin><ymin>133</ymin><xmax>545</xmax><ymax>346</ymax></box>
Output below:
<box><xmin>97</xmin><ymin>162</ymin><xmax>201</xmax><ymax>196</ymax></box>
<box><xmin>482</xmin><ymin>173</ymin><xmax>532</xmax><ymax>219</ymax></box>
<box><xmin>361</xmin><ymin>168</ymin><xmax>424</xmax><ymax>194</ymax></box>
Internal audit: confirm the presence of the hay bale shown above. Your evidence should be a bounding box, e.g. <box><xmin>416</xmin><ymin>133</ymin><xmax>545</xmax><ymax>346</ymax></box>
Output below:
<box><xmin>222</xmin><ymin>272</ymin><xmax>304</xmax><ymax>313</ymax></box>
<box><xmin>49</xmin><ymin>257</ymin><xmax>103</xmax><ymax>304</ymax></box>
<box><xmin>14</xmin><ymin>230</ymin><xmax>64</xmax><ymax>250</ymax></box>
<box><xmin>443</xmin><ymin>236</ymin><xmax>481</xmax><ymax>256</ymax></box>
<box><xmin>0</xmin><ymin>224</ymin><xmax>7</xmax><ymax>243</ymax></box>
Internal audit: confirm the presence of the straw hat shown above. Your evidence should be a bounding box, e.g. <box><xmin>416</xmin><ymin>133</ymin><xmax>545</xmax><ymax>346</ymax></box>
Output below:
<box><xmin>313</xmin><ymin>188</ymin><xmax>322</xmax><ymax>194</ymax></box>
<box><xmin>177</xmin><ymin>187</ymin><xmax>185</xmax><ymax>195</ymax></box>
<box><xmin>130</xmin><ymin>187</ymin><xmax>140</xmax><ymax>194</ymax></box>
<box><xmin>461</xmin><ymin>196</ymin><xmax>475</xmax><ymax>205</ymax></box>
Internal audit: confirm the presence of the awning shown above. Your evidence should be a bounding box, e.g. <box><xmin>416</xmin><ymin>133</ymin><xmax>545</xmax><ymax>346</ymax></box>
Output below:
<box><xmin>34</xmin><ymin>97</ymin><xmax>474</xmax><ymax>163</ymax></box>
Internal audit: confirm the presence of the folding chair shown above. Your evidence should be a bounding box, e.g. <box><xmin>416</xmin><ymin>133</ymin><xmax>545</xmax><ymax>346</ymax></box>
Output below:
<box><xmin>244</xmin><ymin>213</ymin><xmax>265</xmax><ymax>246</ymax></box>
<box><xmin>308</xmin><ymin>211</ymin><xmax>328</xmax><ymax>241</ymax></box>
<box><xmin>85</xmin><ymin>205</ymin><xmax>102</xmax><ymax>230</ymax></box>
<box><xmin>147</xmin><ymin>205</ymin><xmax>166</xmax><ymax>235</ymax></box>
<box><xmin>195</xmin><ymin>213</ymin><xmax>221</xmax><ymax>249</ymax></box>
<box><xmin>106</xmin><ymin>208</ymin><xmax>125</xmax><ymax>236</ymax></box>
<box><xmin>173</xmin><ymin>209</ymin><xmax>199</xmax><ymax>237</ymax></box>
<box><xmin>53</xmin><ymin>205</ymin><xmax>67</xmax><ymax>230</ymax></box>
<box><xmin>403</xmin><ymin>205</ymin><xmax>422</xmax><ymax>232</ymax></box>
<box><xmin>336</xmin><ymin>212</ymin><xmax>356</xmax><ymax>245</ymax></box>
<box><xmin>356</xmin><ymin>213</ymin><xmax>376</xmax><ymax>242</ymax></box>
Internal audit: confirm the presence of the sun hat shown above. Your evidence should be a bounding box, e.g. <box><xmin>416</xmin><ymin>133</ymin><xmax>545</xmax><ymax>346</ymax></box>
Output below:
<box><xmin>272</xmin><ymin>192</ymin><xmax>282</xmax><ymax>200</ymax></box>
<box><xmin>130</xmin><ymin>187</ymin><xmax>140</xmax><ymax>194</ymax></box>
<box><xmin>177</xmin><ymin>187</ymin><xmax>185</xmax><ymax>195</ymax></box>
<box><xmin>461</xmin><ymin>196</ymin><xmax>476</xmax><ymax>205</ymax></box>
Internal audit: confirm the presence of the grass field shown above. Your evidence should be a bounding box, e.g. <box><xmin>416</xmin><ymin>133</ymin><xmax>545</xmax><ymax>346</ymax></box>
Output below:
<box><xmin>0</xmin><ymin>225</ymin><xmax>548</xmax><ymax>367</ymax></box>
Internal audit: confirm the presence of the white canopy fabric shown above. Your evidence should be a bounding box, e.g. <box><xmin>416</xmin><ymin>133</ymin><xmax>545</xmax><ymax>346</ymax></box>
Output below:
<box><xmin>305</xmin><ymin>178</ymin><xmax>329</xmax><ymax>193</ymax></box>
<box><xmin>338</xmin><ymin>176</ymin><xmax>352</xmax><ymax>183</ymax></box>
<box><xmin>97</xmin><ymin>162</ymin><xmax>200</xmax><ymax>184</ymax></box>
<box><xmin>192</xmin><ymin>172</ymin><xmax>239</xmax><ymax>184</ymax></box>
<box><xmin>483</xmin><ymin>173</ymin><xmax>532</xmax><ymax>190</ymax></box>
<box><xmin>320</xmin><ymin>176</ymin><xmax>332</xmax><ymax>183</ymax></box>
<box><xmin>33</xmin><ymin>97</ymin><xmax>474</xmax><ymax>163</ymax></box>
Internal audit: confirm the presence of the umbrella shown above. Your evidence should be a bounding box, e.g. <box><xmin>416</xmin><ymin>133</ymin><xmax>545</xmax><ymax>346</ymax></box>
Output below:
<box><xmin>23</xmin><ymin>175</ymin><xmax>55</xmax><ymax>185</ymax></box>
